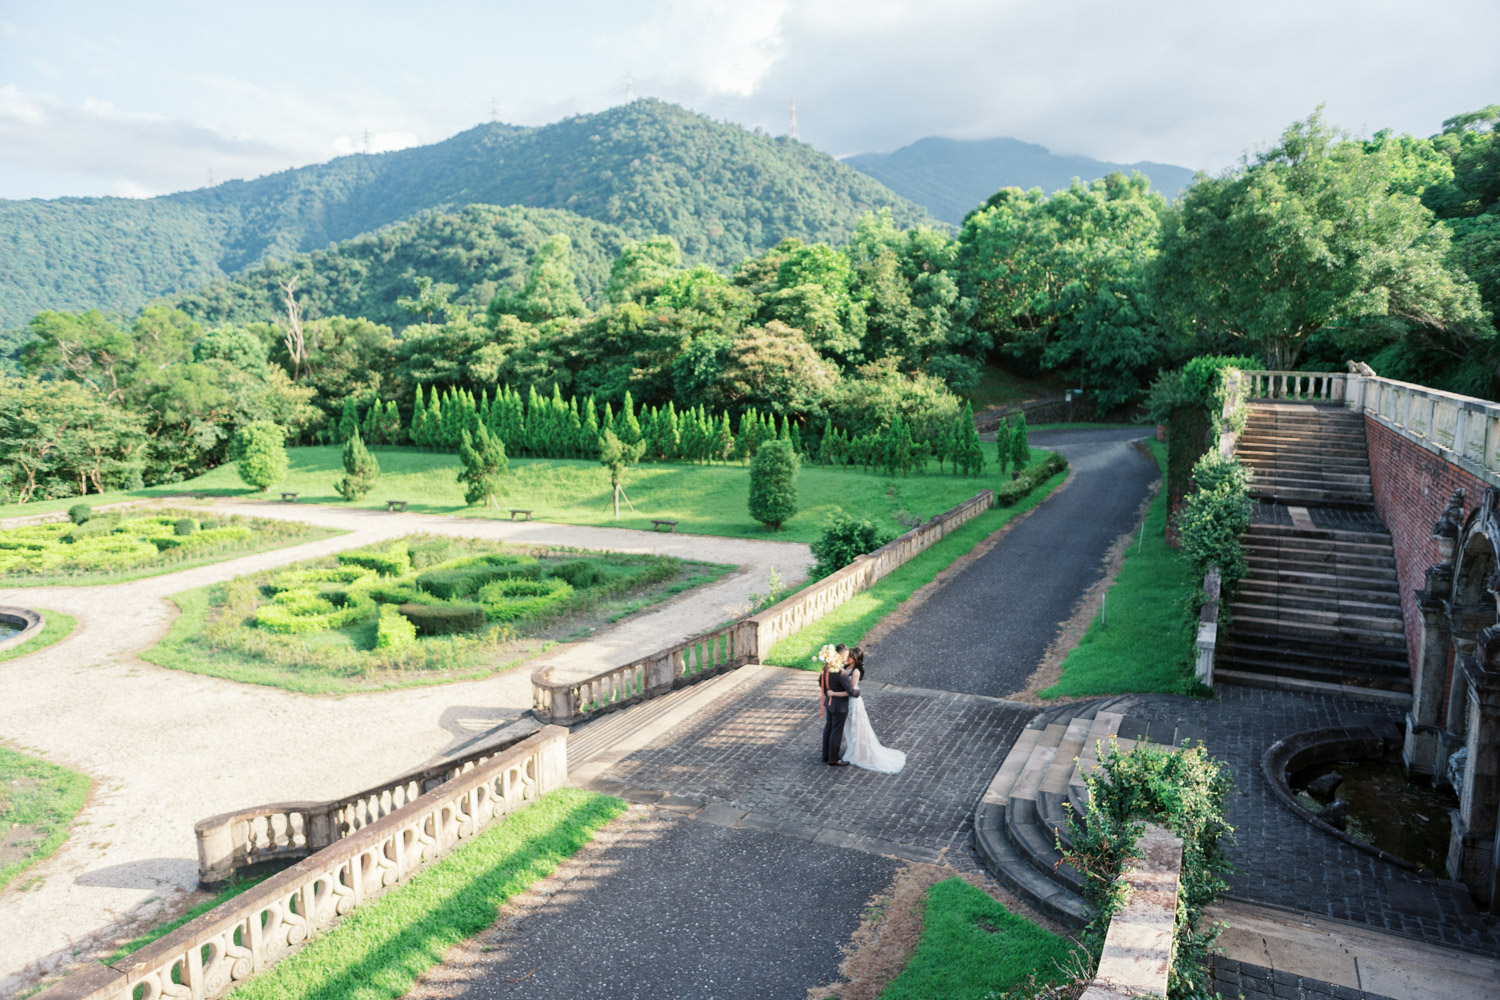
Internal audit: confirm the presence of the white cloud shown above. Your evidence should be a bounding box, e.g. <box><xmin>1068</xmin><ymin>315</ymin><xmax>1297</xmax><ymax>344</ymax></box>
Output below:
<box><xmin>604</xmin><ymin>0</ymin><xmax>791</xmax><ymax>97</ymax></box>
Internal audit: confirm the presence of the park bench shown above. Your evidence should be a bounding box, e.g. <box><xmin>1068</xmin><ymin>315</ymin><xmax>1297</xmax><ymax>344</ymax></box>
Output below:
<box><xmin>651</xmin><ymin>519</ymin><xmax>678</xmax><ymax>533</ymax></box>
<box><xmin>509</xmin><ymin>509</ymin><xmax>533</xmax><ymax>521</ymax></box>
<box><xmin>279</xmin><ymin>492</ymin><xmax>298</xmax><ymax>502</ymax></box>
<box><xmin>385</xmin><ymin>500</ymin><xmax>408</xmax><ymax>513</ymax></box>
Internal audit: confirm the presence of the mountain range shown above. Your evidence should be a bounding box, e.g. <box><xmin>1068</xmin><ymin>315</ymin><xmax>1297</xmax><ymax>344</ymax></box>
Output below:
<box><xmin>844</xmin><ymin>136</ymin><xmax>1196</xmax><ymax>224</ymax></box>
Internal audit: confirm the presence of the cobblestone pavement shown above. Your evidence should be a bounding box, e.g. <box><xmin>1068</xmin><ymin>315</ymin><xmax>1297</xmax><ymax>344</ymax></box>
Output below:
<box><xmin>1251</xmin><ymin>501</ymin><xmax>1294</xmax><ymax>526</ymax></box>
<box><xmin>405</xmin><ymin>807</ymin><xmax>897</xmax><ymax>1000</ymax></box>
<box><xmin>1121</xmin><ymin>687</ymin><xmax>1500</xmax><ymax>955</ymax></box>
<box><xmin>1308</xmin><ymin>507</ymin><xmax>1387</xmax><ymax>532</ymax></box>
<box><xmin>866</xmin><ymin>427</ymin><xmax>1157</xmax><ymax>697</ymax></box>
<box><xmin>1212</xmin><ymin>959</ymin><xmax>1397</xmax><ymax>1000</ymax></box>
<box><xmin>591</xmin><ymin>667</ymin><xmax>1033</xmax><ymax>862</ymax></box>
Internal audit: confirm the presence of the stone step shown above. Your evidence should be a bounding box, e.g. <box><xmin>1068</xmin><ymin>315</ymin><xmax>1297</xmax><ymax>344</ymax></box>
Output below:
<box><xmin>1247</xmin><ymin>487</ymin><xmax>1375</xmax><ymax>508</ymax></box>
<box><xmin>1237</xmin><ymin>578</ymin><xmax>1401</xmax><ymax>607</ymax></box>
<box><xmin>1227</xmin><ymin>612</ymin><xmax>1408</xmax><ymax>648</ymax></box>
<box><xmin>1234</xmin><ymin>585</ymin><xmax>1401</xmax><ymax>613</ymax></box>
<box><xmin>1214</xmin><ymin>666</ymin><xmax>1413</xmax><ymax>703</ymax></box>
<box><xmin>1216</xmin><ymin>648</ymin><xmax>1410</xmax><ymax>684</ymax></box>
<box><xmin>1242</xmin><ymin>543</ymin><xmax>1395</xmax><ymax>570</ymax></box>
<box><xmin>1228</xmin><ymin>600</ymin><xmax>1405</xmax><ymax>635</ymax></box>
<box><xmin>1246</xmin><ymin>473</ymin><xmax>1374</xmax><ymax>494</ymax></box>
<box><xmin>974</xmin><ymin>798</ymin><xmax>1092</xmax><ymax>927</ymax></box>
<box><xmin>1241</xmin><ymin>533</ymin><xmax>1396</xmax><ymax>557</ymax></box>
<box><xmin>1244</xmin><ymin>560</ymin><xmax>1398</xmax><ymax>587</ymax></box>
<box><xmin>1219</xmin><ymin>630</ymin><xmax>1410</xmax><ymax>668</ymax></box>
<box><xmin>1237</xmin><ymin>434</ymin><xmax>1368</xmax><ymax>450</ymax></box>
<box><xmin>1243</xmin><ymin>523</ymin><xmax>1391</xmax><ymax>544</ymax></box>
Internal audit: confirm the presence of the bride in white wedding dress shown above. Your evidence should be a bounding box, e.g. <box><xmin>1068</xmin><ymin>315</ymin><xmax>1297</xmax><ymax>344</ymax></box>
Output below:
<box><xmin>843</xmin><ymin>647</ymin><xmax>906</xmax><ymax>774</ymax></box>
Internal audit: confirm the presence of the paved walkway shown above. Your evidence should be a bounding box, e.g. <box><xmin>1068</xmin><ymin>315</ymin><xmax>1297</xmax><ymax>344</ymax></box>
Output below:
<box><xmin>0</xmin><ymin>500</ymin><xmax>809</xmax><ymax>993</ymax></box>
<box><xmin>868</xmin><ymin>427</ymin><xmax>1157</xmax><ymax>696</ymax></box>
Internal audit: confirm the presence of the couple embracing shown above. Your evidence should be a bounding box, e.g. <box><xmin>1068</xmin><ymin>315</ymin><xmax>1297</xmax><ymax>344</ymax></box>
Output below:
<box><xmin>817</xmin><ymin>643</ymin><xmax>906</xmax><ymax>773</ymax></box>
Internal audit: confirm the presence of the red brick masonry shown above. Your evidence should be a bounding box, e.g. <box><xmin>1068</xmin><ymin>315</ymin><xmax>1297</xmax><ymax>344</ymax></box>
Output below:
<box><xmin>1365</xmin><ymin>416</ymin><xmax>1490</xmax><ymax>686</ymax></box>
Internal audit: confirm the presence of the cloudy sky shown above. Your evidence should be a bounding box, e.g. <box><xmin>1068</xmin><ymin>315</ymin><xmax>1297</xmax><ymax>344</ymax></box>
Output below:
<box><xmin>2</xmin><ymin>0</ymin><xmax>1497</xmax><ymax>200</ymax></box>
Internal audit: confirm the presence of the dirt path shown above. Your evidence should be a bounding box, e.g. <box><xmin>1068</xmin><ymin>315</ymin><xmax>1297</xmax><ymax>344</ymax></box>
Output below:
<box><xmin>0</xmin><ymin>499</ymin><xmax>809</xmax><ymax>993</ymax></box>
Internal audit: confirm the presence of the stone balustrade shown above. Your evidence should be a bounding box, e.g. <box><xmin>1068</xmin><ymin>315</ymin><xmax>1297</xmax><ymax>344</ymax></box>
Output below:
<box><xmin>1356</xmin><ymin>376</ymin><xmax>1500</xmax><ymax>487</ymax></box>
<box><xmin>531</xmin><ymin>490</ymin><xmax>995</xmax><ymax>726</ymax></box>
<box><xmin>195</xmin><ymin>724</ymin><xmax>539</xmax><ymax>886</ymax></box>
<box><xmin>36</xmin><ymin>727</ymin><xmax>567</xmax><ymax>1000</ymax></box>
<box><xmin>531</xmin><ymin>619</ymin><xmax>757</xmax><ymax>726</ymax></box>
<box><xmin>1240</xmin><ymin>369</ymin><xmax>1348</xmax><ymax>403</ymax></box>
<box><xmin>1195</xmin><ymin>567</ymin><xmax>1221</xmax><ymax>686</ymax></box>
<box><xmin>1081</xmin><ymin>823</ymin><xmax>1184</xmax><ymax>999</ymax></box>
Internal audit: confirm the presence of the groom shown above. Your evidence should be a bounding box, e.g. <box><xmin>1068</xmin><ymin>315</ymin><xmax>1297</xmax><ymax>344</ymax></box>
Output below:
<box><xmin>821</xmin><ymin>644</ymin><xmax>859</xmax><ymax>766</ymax></box>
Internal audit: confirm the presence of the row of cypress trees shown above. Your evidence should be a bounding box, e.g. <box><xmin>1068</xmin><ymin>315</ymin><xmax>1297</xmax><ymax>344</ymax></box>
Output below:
<box><xmin>334</xmin><ymin>384</ymin><xmax>992</xmax><ymax>478</ymax></box>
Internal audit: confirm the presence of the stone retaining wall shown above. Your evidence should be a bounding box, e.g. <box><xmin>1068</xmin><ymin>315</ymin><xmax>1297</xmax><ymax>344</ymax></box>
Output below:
<box><xmin>1081</xmin><ymin>823</ymin><xmax>1183</xmax><ymax>999</ymax></box>
<box><xmin>33</xmin><ymin>727</ymin><xmax>569</xmax><ymax>1000</ymax></box>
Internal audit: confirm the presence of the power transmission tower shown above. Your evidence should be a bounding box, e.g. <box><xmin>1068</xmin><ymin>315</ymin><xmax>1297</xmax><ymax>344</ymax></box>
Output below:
<box><xmin>489</xmin><ymin>97</ymin><xmax>499</xmax><ymax>122</ymax></box>
<box><xmin>362</xmin><ymin>128</ymin><xmax>370</xmax><ymax>155</ymax></box>
<box><xmin>789</xmin><ymin>97</ymin><xmax>798</xmax><ymax>140</ymax></box>
<box><xmin>625</xmin><ymin>71</ymin><xmax>634</xmax><ymax>103</ymax></box>
<box><xmin>207</xmin><ymin>167</ymin><xmax>214</xmax><ymax>187</ymax></box>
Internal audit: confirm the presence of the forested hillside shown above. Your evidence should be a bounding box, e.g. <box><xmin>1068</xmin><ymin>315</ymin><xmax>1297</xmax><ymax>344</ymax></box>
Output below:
<box><xmin>0</xmin><ymin>100</ymin><xmax>927</xmax><ymax>330</ymax></box>
<box><xmin>845</xmin><ymin>136</ymin><xmax>1196</xmax><ymax>223</ymax></box>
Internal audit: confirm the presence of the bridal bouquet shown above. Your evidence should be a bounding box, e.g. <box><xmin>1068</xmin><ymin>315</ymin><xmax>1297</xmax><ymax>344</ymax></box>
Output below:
<box><xmin>814</xmin><ymin>644</ymin><xmax>842</xmax><ymax>669</ymax></box>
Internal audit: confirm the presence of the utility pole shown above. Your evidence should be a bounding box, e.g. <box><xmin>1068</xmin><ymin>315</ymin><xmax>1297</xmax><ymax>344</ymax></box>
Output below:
<box><xmin>788</xmin><ymin>97</ymin><xmax>798</xmax><ymax>140</ymax></box>
<box><xmin>625</xmin><ymin>71</ymin><xmax>634</xmax><ymax>103</ymax></box>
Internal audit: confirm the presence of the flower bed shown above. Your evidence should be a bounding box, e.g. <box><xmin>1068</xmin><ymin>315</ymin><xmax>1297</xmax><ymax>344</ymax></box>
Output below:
<box><xmin>0</xmin><ymin>509</ymin><xmax>327</xmax><ymax>584</ymax></box>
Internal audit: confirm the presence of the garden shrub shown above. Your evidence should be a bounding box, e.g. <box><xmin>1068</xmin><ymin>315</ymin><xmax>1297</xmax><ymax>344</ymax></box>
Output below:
<box><xmin>995</xmin><ymin>452</ymin><xmax>1068</xmax><ymax>506</ymax></box>
<box><xmin>1063</xmin><ymin>739</ymin><xmax>1235</xmax><ymax>1000</ymax></box>
<box><xmin>234</xmin><ymin>421</ymin><xmax>289</xmax><ymax>492</ymax></box>
<box><xmin>748</xmin><ymin>438</ymin><xmax>799</xmax><ymax>530</ymax></box>
<box><xmin>809</xmin><ymin>508</ymin><xmax>891</xmax><ymax>578</ymax></box>
<box><xmin>1176</xmin><ymin>452</ymin><xmax>1252</xmax><ymax>589</ymax></box>
<box><xmin>417</xmin><ymin>555</ymin><xmax>539</xmax><ymax>599</ymax></box>
<box><xmin>397</xmin><ymin>603</ymin><xmax>488</xmax><ymax>636</ymax></box>
<box><xmin>254</xmin><ymin>588</ymin><xmax>375</xmax><ymax>634</ymax></box>
<box><xmin>263</xmin><ymin>566</ymin><xmax>375</xmax><ymax>595</ymax></box>
<box><xmin>63</xmin><ymin>516</ymin><xmax>119</xmax><ymax>542</ymax></box>
<box><xmin>337</xmin><ymin>544</ymin><xmax>412</xmax><ymax>577</ymax></box>
<box><xmin>477</xmin><ymin>576</ymin><xmax>574</xmax><ymax>622</ymax></box>
<box><xmin>406</xmin><ymin>537</ymin><xmax>457</xmax><ymax>569</ymax></box>
<box><xmin>548</xmin><ymin>559</ymin><xmax>606</xmax><ymax>588</ymax></box>
<box><xmin>174</xmin><ymin>518</ymin><xmax>197</xmax><ymax>536</ymax></box>
<box><xmin>68</xmin><ymin>504</ymin><xmax>92</xmax><ymax>525</ymax></box>
<box><xmin>375</xmin><ymin>603</ymin><xmax>418</xmax><ymax>650</ymax></box>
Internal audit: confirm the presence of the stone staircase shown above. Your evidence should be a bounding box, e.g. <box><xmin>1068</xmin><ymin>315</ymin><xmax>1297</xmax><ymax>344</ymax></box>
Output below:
<box><xmin>974</xmin><ymin>696</ymin><xmax>1192</xmax><ymax>926</ymax></box>
<box><xmin>1216</xmin><ymin>403</ymin><xmax>1412</xmax><ymax>701</ymax></box>
<box><xmin>1236</xmin><ymin>402</ymin><xmax>1374</xmax><ymax>508</ymax></box>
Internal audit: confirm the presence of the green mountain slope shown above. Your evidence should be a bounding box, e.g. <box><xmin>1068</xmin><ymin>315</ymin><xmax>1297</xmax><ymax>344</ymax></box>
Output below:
<box><xmin>845</xmin><ymin>136</ymin><xmax>1196</xmax><ymax>224</ymax></box>
<box><xmin>170</xmin><ymin>203</ymin><xmax>629</xmax><ymax>329</ymax></box>
<box><xmin>0</xmin><ymin>100</ymin><xmax>928</xmax><ymax>329</ymax></box>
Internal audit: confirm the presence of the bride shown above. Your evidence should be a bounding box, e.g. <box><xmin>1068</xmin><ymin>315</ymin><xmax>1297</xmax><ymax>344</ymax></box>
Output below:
<box><xmin>842</xmin><ymin>647</ymin><xmax>906</xmax><ymax>774</ymax></box>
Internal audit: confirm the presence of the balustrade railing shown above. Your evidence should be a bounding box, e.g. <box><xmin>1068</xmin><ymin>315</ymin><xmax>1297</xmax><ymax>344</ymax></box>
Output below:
<box><xmin>1359</xmin><ymin>376</ymin><xmax>1500</xmax><ymax>482</ymax></box>
<box><xmin>530</xmin><ymin>489</ymin><xmax>996</xmax><ymax>726</ymax></box>
<box><xmin>1241</xmin><ymin>369</ymin><xmax>1348</xmax><ymax>402</ymax></box>
<box><xmin>195</xmin><ymin>724</ymin><xmax>538</xmax><ymax>886</ymax></box>
<box><xmin>38</xmin><ymin>728</ymin><xmax>568</xmax><ymax>1000</ymax></box>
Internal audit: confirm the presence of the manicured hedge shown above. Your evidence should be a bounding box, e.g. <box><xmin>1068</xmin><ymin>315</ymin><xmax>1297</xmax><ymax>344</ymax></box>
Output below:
<box><xmin>416</xmin><ymin>555</ymin><xmax>539</xmax><ymax>599</ymax></box>
<box><xmin>398</xmin><ymin>602</ymin><xmax>488</xmax><ymax>636</ymax></box>
<box><xmin>477</xmin><ymin>576</ymin><xmax>574</xmax><ymax>622</ymax></box>
<box><xmin>338</xmin><ymin>544</ymin><xmax>412</xmax><ymax>577</ymax></box>
<box><xmin>548</xmin><ymin>559</ymin><xmax>606</xmax><ymax>588</ymax></box>
<box><xmin>375</xmin><ymin>603</ymin><xmax>418</xmax><ymax>650</ymax></box>
<box><xmin>996</xmin><ymin>452</ymin><xmax>1068</xmax><ymax>506</ymax></box>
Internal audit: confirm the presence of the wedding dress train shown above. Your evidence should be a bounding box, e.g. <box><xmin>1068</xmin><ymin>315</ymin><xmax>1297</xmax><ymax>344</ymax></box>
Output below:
<box><xmin>843</xmin><ymin>695</ymin><xmax>906</xmax><ymax>773</ymax></box>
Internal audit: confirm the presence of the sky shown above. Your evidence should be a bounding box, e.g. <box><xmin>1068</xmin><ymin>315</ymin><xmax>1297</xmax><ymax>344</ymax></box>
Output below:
<box><xmin>1</xmin><ymin>0</ymin><xmax>1497</xmax><ymax>201</ymax></box>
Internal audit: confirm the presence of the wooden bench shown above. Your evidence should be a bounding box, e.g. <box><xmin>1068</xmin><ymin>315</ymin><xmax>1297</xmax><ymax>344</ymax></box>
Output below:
<box><xmin>385</xmin><ymin>500</ymin><xmax>408</xmax><ymax>513</ymax></box>
<box><xmin>509</xmin><ymin>509</ymin><xmax>533</xmax><ymax>521</ymax></box>
<box><xmin>279</xmin><ymin>492</ymin><xmax>298</xmax><ymax>502</ymax></box>
<box><xmin>651</xmin><ymin>519</ymin><xmax>679</xmax><ymax>533</ymax></box>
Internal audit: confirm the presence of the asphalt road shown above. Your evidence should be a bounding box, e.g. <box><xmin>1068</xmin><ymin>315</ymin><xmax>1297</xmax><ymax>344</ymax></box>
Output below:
<box><xmin>865</xmin><ymin>427</ymin><xmax>1157</xmax><ymax>697</ymax></box>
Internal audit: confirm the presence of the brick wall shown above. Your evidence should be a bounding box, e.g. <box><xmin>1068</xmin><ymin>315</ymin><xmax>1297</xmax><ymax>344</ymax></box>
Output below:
<box><xmin>1365</xmin><ymin>417</ymin><xmax>1490</xmax><ymax>685</ymax></box>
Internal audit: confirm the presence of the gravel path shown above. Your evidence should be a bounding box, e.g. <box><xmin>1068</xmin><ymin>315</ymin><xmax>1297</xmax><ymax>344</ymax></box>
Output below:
<box><xmin>0</xmin><ymin>500</ymin><xmax>809</xmax><ymax>993</ymax></box>
<box><xmin>866</xmin><ymin>427</ymin><xmax>1156</xmax><ymax>697</ymax></box>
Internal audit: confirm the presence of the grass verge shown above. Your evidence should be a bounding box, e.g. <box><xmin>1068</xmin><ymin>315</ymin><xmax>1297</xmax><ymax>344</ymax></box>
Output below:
<box><xmin>229</xmin><ymin>787</ymin><xmax>625</xmax><ymax>1000</ymax></box>
<box><xmin>0</xmin><ymin>746</ymin><xmax>90</xmax><ymax>892</ymax></box>
<box><xmin>103</xmin><ymin>875</ymin><xmax>270</xmax><ymax>964</ymax></box>
<box><xmin>0</xmin><ymin>609</ymin><xmax>76</xmax><ymax>663</ymax></box>
<box><xmin>879</xmin><ymin>877</ymin><xmax>1074</xmax><ymax>1000</ymax></box>
<box><xmin>763</xmin><ymin>457</ymin><xmax>1066</xmax><ymax>668</ymax></box>
<box><xmin>1039</xmin><ymin>439</ymin><xmax>1204</xmax><ymax>698</ymax></box>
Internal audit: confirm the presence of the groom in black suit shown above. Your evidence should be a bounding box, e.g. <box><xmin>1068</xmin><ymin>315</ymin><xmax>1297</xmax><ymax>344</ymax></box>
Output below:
<box><xmin>822</xmin><ymin>646</ymin><xmax>858</xmax><ymax>766</ymax></box>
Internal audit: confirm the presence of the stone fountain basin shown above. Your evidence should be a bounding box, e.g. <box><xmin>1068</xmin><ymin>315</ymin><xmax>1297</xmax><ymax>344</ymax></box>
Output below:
<box><xmin>0</xmin><ymin>605</ymin><xmax>44</xmax><ymax>652</ymax></box>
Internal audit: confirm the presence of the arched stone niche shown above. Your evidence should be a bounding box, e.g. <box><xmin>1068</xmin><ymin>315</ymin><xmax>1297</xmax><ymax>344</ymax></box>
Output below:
<box><xmin>1404</xmin><ymin>486</ymin><xmax>1500</xmax><ymax>909</ymax></box>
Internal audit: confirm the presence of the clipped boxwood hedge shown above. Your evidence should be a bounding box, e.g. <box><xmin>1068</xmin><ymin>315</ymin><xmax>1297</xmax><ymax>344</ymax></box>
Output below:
<box><xmin>477</xmin><ymin>576</ymin><xmax>574</xmax><ymax>622</ymax></box>
<box><xmin>548</xmin><ymin>559</ymin><xmax>606</xmax><ymax>588</ymax></box>
<box><xmin>338</xmin><ymin>544</ymin><xmax>412</xmax><ymax>577</ymax></box>
<box><xmin>375</xmin><ymin>603</ymin><xmax>418</xmax><ymax>650</ymax></box>
<box><xmin>398</xmin><ymin>603</ymin><xmax>488</xmax><ymax>636</ymax></box>
<box><xmin>417</xmin><ymin>555</ymin><xmax>540</xmax><ymax>599</ymax></box>
<box><xmin>996</xmin><ymin>452</ymin><xmax>1068</xmax><ymax>506</ymax></box>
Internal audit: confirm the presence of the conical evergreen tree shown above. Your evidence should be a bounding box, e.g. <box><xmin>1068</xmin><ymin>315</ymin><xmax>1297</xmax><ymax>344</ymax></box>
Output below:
<box><xmin>410</xmin><ymin>388</ymin><xmax>428</xmax><ymax>448</ymax></box>
<box><xmin>457</xmin><ymin>424</ymin><xmax>508</xmax><ymax>507</ymax></box>
<box><xmin>425</xmin><ymin>390</ymin><xmax>444</xmax><ymax>450</ymax></box>
<box><xmin>619</xmin><ymin>391</ymin><xmax>642</xmax><ymax>447</ymax></box>
<box><xmin>580</xmin><ymin>399</ymin><xmax>601</xmax><ymax>459</ymax></box>
<box><xmin>1009</xmin><ymin>411</ymin><xmax>1031</xmax><ymax>472</ymax></box>
<box><xmin>711</xmin><ymin>412</ymin><xmax>734</xmax><ymax>463</ymax></box>
<box><xmin>336</xmin><ymin>429</ymin><xmax>380</xmax><ymax>500</ymax></box>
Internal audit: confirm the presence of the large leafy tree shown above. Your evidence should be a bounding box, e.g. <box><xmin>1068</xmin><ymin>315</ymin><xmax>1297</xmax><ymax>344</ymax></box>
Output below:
<box><xmin>0</xmin><ymin>377</ymin><xmax>145</xmax><ymax>503</ymax></box>
<box><xmin>488</xmin><ymin>234</ymin><xmax>588</xmax><ymax>327</ymax></box>
<box><xmin>1156</xmin><ymin>111</ymin><xmax>1488</xmax><ymax>370</ymax></box>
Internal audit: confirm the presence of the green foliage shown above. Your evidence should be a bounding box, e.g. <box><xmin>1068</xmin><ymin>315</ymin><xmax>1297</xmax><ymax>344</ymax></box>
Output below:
<box><xmin>1063</xmin><ymin>739</ymin><xmax>1236</xmax><ymax>1000</ymax></box>
<box><xmin>995</xmin><ymin>452</ymin><xmax>1067</xmax><ymax>506</ymax></box>
<box><xmin>335</xmin><ymin>429</ymin><xmax>380</xmax><ymax>501</ymax></box>
<box><xmin>748</xmin><ymin>438</ymin><xmax>799</xmax><ymax>530</ymax></box>
<box><xmin>337</xmin><ymin>543</ymin><xmax>413</xmax><ymax>577</ymax></box>
<box><xmin>417</xmin><ymin>555</ymin><xmax>540</xmax><ymax>599</ymax></box>
<box><xmin>67</xmin><ymin>504</ymin><xmax>91</xmax><ymax>524</ymax></box>
<box><xmin>235</xmin><ymin>421</ymin><xmax>290</xmax><ymax>492</ymax></box>
<box><xmin>397</xmin><ymin>603</ymin><xmax>488</xmax><ymax>636</ymax></box>
<box><xmin>375</xmin><ymin>603</ymin><xmax>418</xmax><ymax>651</ymax></box>
<box><xmin>0</xmin><ymin>607</ymin><xmax>75</xmax><ymax>664</ymax></box>
<box><xmin>598</xmin><ymin>428</ymin><xmax>646</xmax><ymax>518</ymax></box>
<box><xmin>1176</xmin><ymin>452</ymin><xmax>1253</xmax><ymax>588</ymax></box>
<box><xmin>173</xmin><ymin>518</ymin><xmax>196</xmax><ymax>537</ymax></box>
<box><xmin>809</xmin><ymin>508</ymin><xmax>891</xmax><ymax>578</ymax></box>
<box><xmin>548</xmin><ymin>559</ymin><xmax>606</xmax><ymax>588</ymax></box>
<box><xmin>457</xmin><ymin>424</ymin><xmax>508</xmax><ymax>506</ymax></box>
<box><xmin>1008</xmin><ymin>411</ymin><xmax>1031</xmax><ymax>470</ymax></box>
<box><xmin>476</xmin><ymin>576</ymin><xmax>575</xmax><ymax>622</ymax></box>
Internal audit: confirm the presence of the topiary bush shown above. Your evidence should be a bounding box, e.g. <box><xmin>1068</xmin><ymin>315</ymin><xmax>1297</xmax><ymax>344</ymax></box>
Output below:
<box><xmin>375</xmin><ymin>603</ymin><xmax>419</xmax><ymax>650</ymax></box>
<box><xmin>809</xmin><ymin>508</ymin><xmax>891</xmax><ymax>578</ymax></box>
<box><xmin>68</xmin><ymin>504</ymin><xmax>92</xmax><ymax>525</ymax></box>
<box><xmin>174</xmin><ymin>518</ymin><xmax>197</xmax><ymax>536</ymax></box>
<box><xmin>397</xmin><ymin>603</ymin><xmax>487</xmax><ymax>636</ymax></box>
<box><xmin>337</xmin><ymin>544</ymin><xmax>411</xmax><ymax>577</ymax></box>
<box><xmin>548</xmin><ymin>559</ymin><xmax>606</xmax><ymax>588</ymax></box>
<box><xmin>748</xmin><ymin>438</ymin><xmax>799</xmax><ymax>530</ymax></box>
<box><xmin>477</xmin><ymin>576</ymin><xmax>574</xmax><ymax>622</ymax></box>
<box><xmin>416</xmin><ymin>555</ymin><xmax>539</xmax><ymax>599</ymax></box>
<box><xmin>406</xmin><ymin>537</ymin><xmax>457</xmax><ymax>569</ymax></box>
<box><xmin>235</xmin><ymin>421</ymin><xmax>289</xmax><ymax>492</ymax></box>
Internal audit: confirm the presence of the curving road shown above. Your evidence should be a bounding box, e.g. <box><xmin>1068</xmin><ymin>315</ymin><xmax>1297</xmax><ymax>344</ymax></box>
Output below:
<box><xmin>866</xmin><ymin>427</ymin><xmax>1157</xmax><ymax>697</ymax></box>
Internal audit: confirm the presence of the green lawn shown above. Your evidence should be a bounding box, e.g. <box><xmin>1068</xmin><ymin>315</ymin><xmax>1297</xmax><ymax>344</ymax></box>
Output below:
<box><xmin>1039</xmin><ymin>439</ymin><xmax>1205</xmax><ymax>698</ymax></box>
<box><xmin>0</xmin><ymin>609</ymin><xmax>76</xmax><ymax>663</ymax></box>
<box><xmin>964</xmin><ymin>364</ymin><xmax>1068</xmax><ymax>412</ymax></box>
<box><xmin>880</xmin><ymin>877</ymin><xmax>1076</xmax><ymax>1000</ymax></box>
<box><xmin>230</xmin><ymin>787</ymin><xmax>625</xmax><ymax>1000</ymax></box>
<box><xmin>764</xmin><ymin>457</ymin><xmax>1066</xmax><ymax>668</ymax></box>
<box><xmin>0</xmin><ymin>746</ymin><xmax>91</xmax><ymax>892</ymax></box>
<box><xmin>103</xmin><ymin>875</ymin><xmax>269</xmax><ymax>965</ymax></box>
<box><xmin>0</xmin><ymin>447</ymin><xmax>1013</xmax><ymax>546</ymax></box>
